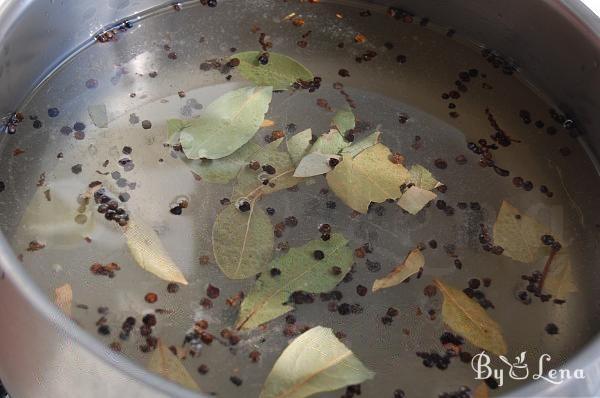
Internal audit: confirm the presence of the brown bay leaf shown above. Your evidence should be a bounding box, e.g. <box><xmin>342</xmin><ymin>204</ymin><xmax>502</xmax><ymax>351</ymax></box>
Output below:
<box><xmin>435</xmin><ymin>279</ymin><xmax>507</xmax><ymax>355</ymax></box>
<box><xmin>397</xmin><ymin>186</ymin><xmax>437</xmax><ymax>215</ymax></box>
<box><xmin>212</xmin><ymin>203</ymin><xmax>274</xmax><ymax>280</ymax></box>
<box><xmin>326</xmin><ymin>144</ymin><xmax>409</xmax><ymax>214</ymax></box>
<box><xmin>54</xmin><ymin>283</ymin><xmax>73</xmax><ymax>316</ymax></box>
<box><xmin>493</xmin><ymin>200</ymin><xmax>552</xmax><ymax>263</ymax></box>
<box><xmin>543</xmin><ymin>253</ymin><xmax>577</xmax><ymax>299</ymax></box>
<box><xmin>124</xmin><ymin>218</ymin><xmax>188</xmax><ymax>285</ymax></box>
<box><xmin>260</xmin><ymin>326</ymin><xmax>375</xmax><ymax>398</ymax></box>
<box><xmin>236</xmin><ymin>233</ymin><xmax>353</xmax><ymax>330</ymax></box>
<box><xmin>372</xmin><ymin>248</ymin><xmax>424</xmax><ymax>292</ymax></box>
<box><xmin>473</xmin><ymin>383</ymin><xmax>489</xmax><ymax>398</ymax></box>
<box><xmin>408</xmin><ymin>164</ymin><xmax>442</xmax><ymax>190</ymax></box>
<box><xmin>148</xmin><ymin>340</ymin><xmax>200</xmax><ymax>391</ymax></box>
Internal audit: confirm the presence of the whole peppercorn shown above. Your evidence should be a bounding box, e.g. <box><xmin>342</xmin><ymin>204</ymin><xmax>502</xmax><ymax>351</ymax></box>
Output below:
<box><xmin>313</xmin><ymin>250</ymin><xmax>325</xmax><ymax>260</ymax></box>
<box><xmin>258</xmin><ymin>52</ymin><xmax>269</xmax><ymax>65</ymax></box>
<box><xmin>144</xmin><ymin>292</ymin><xmax>158</xmax><ymax>303</ymax></box>
<box><xmin>237</xmin><ymin>200</ymin><xmax>251</xmax><ymax>212</ymax></box>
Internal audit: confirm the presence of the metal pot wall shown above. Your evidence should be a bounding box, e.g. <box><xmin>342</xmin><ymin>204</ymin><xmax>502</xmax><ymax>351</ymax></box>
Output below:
<box><xmin>0</xmin><ymin>1</ymin><xmax>599</xmax><ymax>397</ymax></box>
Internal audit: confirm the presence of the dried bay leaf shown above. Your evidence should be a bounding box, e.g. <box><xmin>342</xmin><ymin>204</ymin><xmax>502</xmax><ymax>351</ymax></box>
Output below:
<box><xmin>124</xmin><ymin>218</ymin><xmax>188</xmax><ymax>285</ymax></box>
<box><xmin>372</xmin><ymin>248</ymin><xmax>424</xmax><ymax>292</ymax></box>
<box><xmin>183</xmin><ymin>141</ymin><xmax>261</xmax><ymax>184</ymax></box>
<box><xmin>435</xmin><ymin>279</ymin><xmax>508</xmax><ymax>355</ymax></box>
<box><xmin>408</xmin><ymin>164</ymin><xmax>442</xmax><ymax>190</ymax></box>
<box><xmin>234</xmin><ymin>139</ymin><xmax>303</xmax><ymax>200</ymax></box>
<box><xmin>294</xmin><ymin>153</ymin><xmax>340</xmax><ymax>177</ymax></box>
<box><xmin>260</xmin><ymin>326</ymin><xmax>375</xmax><ymax>398</ymax></box>
<box><xmin>287</xmin><ymin>128</ymin><xmax>313</xmax><ymax>166</ymax></box>
<box><xmin>166</xmin><ymin>119</ymin><xmax>191</xmax><ymax>145</ymax></box>
<box><xmin>340</xmin><ymin>131</ymin><xmax>381</xmax><ymax>158</ymax></box>
<box><xmin>397</xmin><ymin>185</ymin><xmax>437</xmax><ymax>215</ymax></box>
<box><xmin>233</xmin><ymin>51</ymin><xmax>314</xmax><ymax>91</ymax></box>
<box><xmin>493</xmin><ymin>200</ymin><xmax>552</xmax><ymax>263</ymax></box>
<box><xmin>326</xmin><ymin>144</ymin><xmax>409</xmax><ymax>214</ymax></box>
<box><xmin>178</xmin><ymin>86</ymin><xmax>273</xmax><ymax>159</ymax></box>
<box><xmin>332</xmin><ymin>107</ymin><xmax>355</xmax><ymax>134</ymax></box>
<box><xmin>54</xmin><ymin>283</ymin><xmax>72</xmax><ymax>316</ymax></box>
<box><xmin>543</xmin><ymin>253</ymin><xmax>577</xmax><ymax>299</ymax></box>
<box><xmin>236</xmin><ymin>233</ymin><xmax>353</xmax><ymax>329</ymax></box>
<box><xmin>148</xmin><ymin>340</ymin><xmax>200</xmax><ymax>391</ymax></box>
<box><xmin>212</xmin><ymin>203</ymin><xmax>274</xmax><ymax>279</ymax></box>
<box><xmin>309</xmin><ymin>129</ymin><xmax>351</xmax><ymax>155</ymax></box>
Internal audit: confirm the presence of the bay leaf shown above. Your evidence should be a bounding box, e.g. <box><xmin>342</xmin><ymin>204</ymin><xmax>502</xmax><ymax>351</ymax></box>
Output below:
<box><xmin>435</xmin><ymin>279</ymin><xmax>508</xmax><ymax>355</ymax></box>
<box><xmin>408</xmin><ymin>164</ymin><xmax>442</xmax><ymax>190</ymax></box>
<box><xmin>309</xmin><ymin>129</ymin><xmax>351</xmax><ymax>155</ymax></box>
<box><xmin>397</xmin><ymin>185</ymin><xmax>437</xmax><ymax>215</ymax></box>
<box><xmin>372</xmin><ymin>248</ymin><xmax>424</xmax><ymax>292</ymax></box>
<box><xmin>340</xmin><ymin>131</ymin><xmax>381</xmax><ymax>158</ymax></box>
<box><xmin>493</xmin><ymin>200</ymin><xmax>552</xmax><ymax>263</ymax></box>
<box><xmin>178</xmin><ymin>86</ymin><xmax>273</xmax><ymax>159</ymax></box>
<box><xmin>183</xmin><ymin>141</ymin><xmax>261</xmax><ymax>184</ymax></box>
<box><xmin>260</xmin><ymin>326</ymin><xmax>375</xmax><ymax>398</ymax></box>
<box><xmin>326</xmin><ymin>144</ymin><xmax>410</xmax><ymax>214</ymax></box>
<box><xmin>123</xmin><ymin>218</ymin><xmax>188</xmax><ymax>285</ymax></box>
<box><xmin>332</xmin><ymin>107</ymin><xmax>355</xmax><ymax>134</ymax></box>
<box><xmin>148</xmin><ymin>340</ymin><xmax>200</xmax><ymax>391</ymax></box>
<box><xmin>287</xmin><ymin>128</ymin><xmax>313</xmax><ymax>166</ymax></box>
<box><xmin>54</xmin><ymin>283</ymin><xmax>72</xmax><ymax>316</ymax></box>
<box><xmin>294</xmin><ymin>153</ymin><xmax>340</xmax><ymax>177</ymax></box>
<box><xmin>233</xmin><ymin>51</ymin><xmax>314</xmax><ymax>91</ymax></box>
<box><xmin>166</xmin><ymin>119</ymin><xmax>191</xmax><ymax>145</ymax></box>
<box><xmin>473</xmin><ymin>383</ymin><xmax>489</xmax><ymax>398</ymax></box>
<box><xmin>212</xmin><ymin>203</ymin><xmax>274</xmax><ymax>279</ymax></box>
<box><xmin>236</xmin><ymin>233</ymin><xmax>353</xmax><ymax>329</ymax></box>
<box><xmin>543</xmin><ymin>253</ymin><xmax>577</xmax><ymax>299</ymax></box>
<box><xmin>234</xmin><ymin>140</ymin><xmax>303</xmax><ymax>200</ymax></box>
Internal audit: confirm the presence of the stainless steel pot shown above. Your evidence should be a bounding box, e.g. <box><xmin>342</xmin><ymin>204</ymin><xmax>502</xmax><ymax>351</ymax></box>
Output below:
<box><xmin>1</xmin><ymin>1</ymin><xmax>600</xmax><ymax>397</ymax></box>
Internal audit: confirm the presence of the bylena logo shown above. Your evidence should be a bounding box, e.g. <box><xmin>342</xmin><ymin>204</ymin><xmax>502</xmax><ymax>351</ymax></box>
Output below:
<box><xmin>471</xmin><ymin>351</ymin><xmax>585</xmax><ymax>387</ymax></box>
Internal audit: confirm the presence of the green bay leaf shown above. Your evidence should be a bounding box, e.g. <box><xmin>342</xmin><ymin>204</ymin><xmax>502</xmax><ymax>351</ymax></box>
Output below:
<box><xmin>340</xmin><ymin>131</ymin><xmax>381</xmax><ymax>158</ymax></box>
<box><xmin>234</xmin><ymin>140</ymin><xmax>303</xmax><ymax>200</ymax></box>
<box><xmin>233</xmin><ymin>51</ymin><xmax>314</xmax><ymax>91</ymax></box>
<box><xmin>309</xmin><ymin>129</ymin><xmax>351</xmax><ymax>155</ymax></box>
<box><xmin>287</xmin><ymin>128</ymin><xmax>313</xmax><ymax>166</ymax></box>
<box><xmin>212</xmin><ymin>203</ymin><xmax>274</xmax><ymax>279</ymax></box>
<box><xmin>260</xmin><ymin>326</ymin><xmax>375</xmax><ymax>398</ymax></box>
<box><xmin>178</xmin><ymin>86</ymin><xmax>273</xmax><ymax>159</ymax></box>
<box><xmin>332</xmin><ymin>107</ymin><xmax>356</xmax><ymax>134</ymax></box>
<box><xmin>293</xmin><ymin>153</ymin><xmax>339</xmax><ymax>177</ymax></box>
<box><xmin>183</xmin><ymin>141</ymin><xmax>260</xmax><ymax>184</ymax></box>
<box><xmin>236</xmin><ymin>233</ymin><xmax>353</xmax><ymax>329</ymax></box>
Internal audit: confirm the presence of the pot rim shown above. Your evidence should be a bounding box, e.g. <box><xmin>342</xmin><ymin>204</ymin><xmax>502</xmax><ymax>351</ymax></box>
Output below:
<box><xmin>0</xmin><ymin>1</ymin><xmax>599</xmax><ymax>397</ymax></box>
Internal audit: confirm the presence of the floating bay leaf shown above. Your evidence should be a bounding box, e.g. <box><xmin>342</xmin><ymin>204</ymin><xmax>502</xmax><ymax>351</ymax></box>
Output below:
<box><xmin>54</xmin><ymin>283</ymin><xmax>72</xmax><ymax>316</ymax></box>
<box><xmin>287</xmin><ymin>128</ymin><xmax>313</xmax><ymax>166</ymax></box>
<box><xmin>543</xmin><ymin>253</ymin><xmax>577</xmax><ymax>299</ymax></box>
<box><xmin>332</xmin><ymin>107</ymin><xmax>356</xmax><ymax>134</ymax></box>
<box><xmin>310</xmin><ymin>129</ymin><xmax>351</xmax><ymax>155</ymax></box>
<box><xmin>372</xmin><ymin>248</ymin><xmax>424</xmax><ymax>292</ymax></box>
<box><xmin>236</xmin><ymin>233</ymin><xmax>353</xmax><ymax>329</ymax></box>
<box><xmin>260</xmin><ymin>326</ymin><xmax>375</xmax><ymax>398</ymax></box>
<box><xmin>88</xmin><ymin>104</ymin><xmax>108</xmax><ymax>128</ymax></box>
<box><xmin>233</xmin><ymin>51</ymin><xmax>314</xmax><ymax>91</ymax></box>
<box><xmin>397</xmin><ymin>185</ymin><xmax>437</xmax><ymax>215</ymax></box>
<box><xmin>493</xmin><ymin>200</ymin><xmax>552</xmax><ymax>263</ymax></box>
<box><xmin>166</xmin><ymin>119</ymin><xmax>191</xmax><ymax>145</ymax></box>
<box><xmin>178</xmin><ymin>86</ymin><xmax>273</xmax><ymax>159</ymax></box>
<box><xmin>473</xmin><ymin>383</ymin><xmax>489</xmax><ymax>398</ymax></box>
<box><xmin>124</xmin><ymin>218</ymin><xmax>188</xmax><ymax>285</ymax></box>
<box><xmin>212</xmin><ymin>203</ymin><xmax>274</xmax><ymax>279</ymax></box>
<box><xmin>340</xmin><ymin>131</ymin><xmax>381</xmax><ymax>158</ymax></box>
<box><xmin>234</xmin><ymin>140</ymin><xmax>302</xmax><ymax>200</ymax></box>
<box><xmin>435</xmin><ymin>279</ymin><xmax>508</xmax><ymax>355</ymax></box>
<box><xmin>148</xmin><ymin>340</ymin><xmax>200</xmax><ymax>391</ymax></box>
<box><xmin>183</xmin><ymin>141</ymin><xmax>261</xmax><ymax>184</ymax></box>
<box><xmin>294</xmin><ymin>153</ymin><xmax>340</xmax><ymax>177</ymax></box>
<box><xmin>408</xmin><ymin>164</ymin><xmax>442</xmax><ymax>190</ymax></box>
<box><xmin>326</xmin><ymin>144</ymin><xmax>409</xmax><ymax>214</ymax></box>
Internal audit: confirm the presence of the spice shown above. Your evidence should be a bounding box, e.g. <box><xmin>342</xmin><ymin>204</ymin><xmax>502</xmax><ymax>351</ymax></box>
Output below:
<box><xmin>206</xmin><ymin>284</ymin><xmax>220</xmax><ymax>299</ymax></box>
<box><xmin>144</xmin><ymin>293</ymin><xmax>158</xmax><ymax>303</ymax></box>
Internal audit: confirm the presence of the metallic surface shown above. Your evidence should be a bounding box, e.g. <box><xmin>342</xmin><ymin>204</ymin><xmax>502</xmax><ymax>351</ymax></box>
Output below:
<box><xmin>0</xmin><ymin>1</ymin><xmax>599</xmax><ymax>397</ymax></box>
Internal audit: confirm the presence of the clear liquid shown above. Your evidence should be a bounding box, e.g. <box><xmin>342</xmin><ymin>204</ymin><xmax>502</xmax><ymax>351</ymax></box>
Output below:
<box><xmin>1</xmin><ymin>1</ymin><xmax>599</xmax><ymax>397</ymax></box>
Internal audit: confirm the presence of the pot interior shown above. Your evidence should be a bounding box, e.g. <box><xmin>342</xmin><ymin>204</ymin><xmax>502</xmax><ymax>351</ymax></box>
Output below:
<box><xmin>1</xmin><ymin>1</ymin><xmax>599</xmax><ymax>397</ymax></box>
